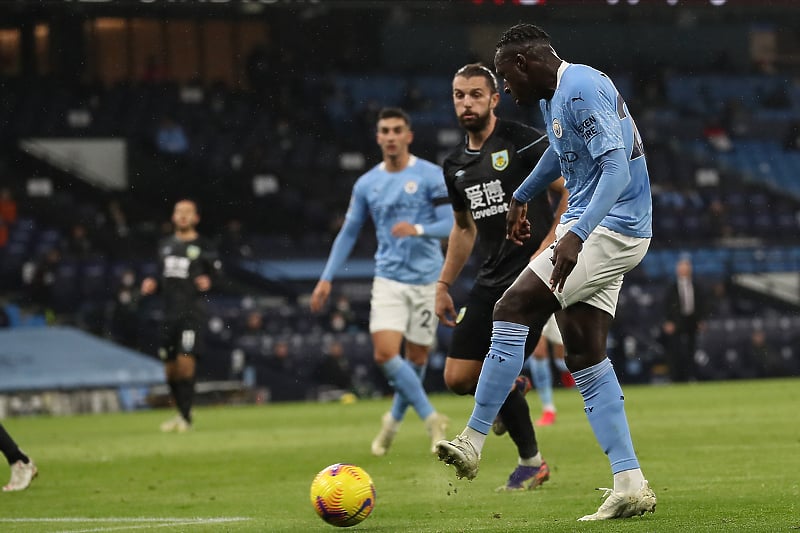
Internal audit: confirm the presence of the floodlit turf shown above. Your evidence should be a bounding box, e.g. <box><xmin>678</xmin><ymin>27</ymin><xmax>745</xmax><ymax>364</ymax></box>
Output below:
<box><xmin>0</xmin><ymin>378</ymin><xmax>798</xmax><ymax>532</ymax></box>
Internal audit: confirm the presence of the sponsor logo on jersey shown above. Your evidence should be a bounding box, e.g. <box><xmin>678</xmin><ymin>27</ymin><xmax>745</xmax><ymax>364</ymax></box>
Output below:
<box><xmin>552</xmin><ymin>118</ymin><xmax>563</xmax><ymax>138</ymax></box>
<box><xmin>577</xmin><ymin>114</ymin><xmax>599</xmax><ymax>142</ymax></box>
<box><xmin>404</xmin><ymin>180</ymin><xmax>419</xmax><ymax>194</ymax></box>
<box><xmin>491</xmin><ymin>149</ymin><xmax>509</xmax><ymax>171</ymax></box>
<box><xmin>186</xmin><ymin>245</ymin><xmax>201</xmax><ymax>260</ymax></box>
<box><xmin>464</xmin><ymin>179</ymin><xmax>507</xmax><ymax>220</ymax></box>
<box><xmin>471</xmin><ymin>202</ymin><xmax>509</xmax><ymax>220</ymax></box>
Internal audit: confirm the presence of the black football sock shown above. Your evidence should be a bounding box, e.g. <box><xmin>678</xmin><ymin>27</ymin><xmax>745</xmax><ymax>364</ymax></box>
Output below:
<box><xmin>176</xmin><ymin>378</ymin><xmax>195</xmax><ymax>423</ymax></box>
<box><xmin>499</xmin><ymin>388</ymin><xmax>539</xmax><ymax>460</ymax></box>
<box><xmin>0</xmin><ymin>424</ymin><xmax>27</xmax><ymax>465</ymax></box>
<box><xmin>167</xmin><ymin>379</ymin><xmax>179</xmax><ymax>410</ymax></box>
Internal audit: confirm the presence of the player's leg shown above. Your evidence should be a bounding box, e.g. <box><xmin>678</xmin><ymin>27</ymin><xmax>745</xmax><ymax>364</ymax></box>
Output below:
<box><xmin>404</xmin><ymin>281</ymin><xmax>448</xmax><ymax>451</ymax></box>
<box><xmin>370</xmin><ymin>278</ymin><xmax>443</xmax><ymax>455</ymax></box>
<box><xmin>551</xmin><ymin>335</ymin><xmax>575</xmax><ymax>387</ymax></box>
<box><xmin>0</xmin><ymin>423</ymin><xmax>36</xmax><ymax>492</ymax></box>
<box><xmin>158</xmin><ymin>321</ymin><xmax>184</xmax><ymax>432</ymax></box>
<box><xmin>436</xmin><ymin>267</ymin><xmax>558</xmax><ymax>480</ymax></box>
<box><xmin>173</xmin><ymin>352</ymin><xmax>197</xmax><ymax>430</ymax></box>
<box><xmin>563</xmin><ymin>304</ymin><xmax>655</xmax><ymax>520</ymax></box>
<box><xmin>442</xmin><ymin>290</ymin><xmax>547</xmax><ymax>490</ymax></box>
<box><xmin>528</xmin><ymin>334</ymin><xmax>556</xmax><ymax>425</ymax></box>
<box><xmin>551</xmin><ymin>227</ymin><xmax>654</xmax><ymax>520</ymax></box>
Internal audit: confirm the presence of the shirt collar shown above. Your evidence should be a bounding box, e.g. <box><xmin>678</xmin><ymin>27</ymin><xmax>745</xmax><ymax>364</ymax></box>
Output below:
<box><xmin>556</xmin><ymin>61</ymin><xmax>571</xmax><ymax>90</ymax></box>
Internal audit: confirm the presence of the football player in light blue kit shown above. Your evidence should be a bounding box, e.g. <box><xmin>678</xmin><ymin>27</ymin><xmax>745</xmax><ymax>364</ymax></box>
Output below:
<box><xmin>311</xmin><ymin>107</ymin><xmax>452</xmax><ymax>456</ymax></box>
<box><xmin>436</xmin><ymin>24</ymin><xmax>657</xmax><ymax>521</ymax></box>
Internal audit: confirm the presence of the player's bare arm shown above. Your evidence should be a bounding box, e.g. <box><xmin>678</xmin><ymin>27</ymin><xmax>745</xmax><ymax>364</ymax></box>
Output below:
<box><xmin>310</xmin><ymin>280</ymin><xmax>332</xmax><ymax>313</ymax></box>
<box><xmin>505</xmin><ymin>197</ymin><xmax>530</xmax><ymax>245</ymax></box>
<box><xmin>435</xmin><ymin>209</ymin><xmax>477</xmax><ymax>327</ymax></box>
<box><xmin>532</xmin><ymin>177</ymin><xmax>569</xmax><ymax>259</ymax></box>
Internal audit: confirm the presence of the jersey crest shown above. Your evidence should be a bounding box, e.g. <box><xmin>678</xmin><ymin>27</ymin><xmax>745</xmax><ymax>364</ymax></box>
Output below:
<box><xmin>404</xmin><ymin>180</ymin><xmax>419</xmax><ymax>194</ymax></box>
<box><xmin>186</xmin><ymin>245</ymin><xmax>201</xmax><ymax>260</ymax></box>
<box><xmin>552</xmin><ymin>118</ymin><xmax>563</xmax><ymax>138</ymax></box>
<box><xmin>491</xmin><ymin>150</ymin><xmax>509</xmax><ymax>171</ymax></box>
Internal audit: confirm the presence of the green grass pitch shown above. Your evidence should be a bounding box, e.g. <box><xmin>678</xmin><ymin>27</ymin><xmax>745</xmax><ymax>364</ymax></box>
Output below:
<box><xmin>0</xmin><ymin>378</ymin><xmax>798</xmax><ymax>532</ymax></box>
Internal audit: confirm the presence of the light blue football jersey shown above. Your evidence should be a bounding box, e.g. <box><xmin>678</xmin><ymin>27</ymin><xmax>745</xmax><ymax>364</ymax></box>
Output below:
<box><xmin>323</xmin><ymin>156</ymin><xmax>450</xmax><ymax>285</ymax></box>
<box><xmin>542</xmin><ymin>63</ymin><xmax>652</xmax><ymax>238</ymax></box>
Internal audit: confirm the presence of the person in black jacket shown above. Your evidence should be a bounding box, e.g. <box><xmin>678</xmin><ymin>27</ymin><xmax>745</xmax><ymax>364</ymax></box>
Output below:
<box><xmin>661</xmin><ymin>256</ymin><xmax>707</xmax><ymax>382</ymax></box>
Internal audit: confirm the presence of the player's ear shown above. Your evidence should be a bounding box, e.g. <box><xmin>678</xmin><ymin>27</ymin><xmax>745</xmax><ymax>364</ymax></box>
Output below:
<box><xmin>489</xmin><ymin>91</ymin><xmax>501</xmax><ymax>110</ymax></box>
<box><xmin>515</xmin><ymin>53</ymin><xmax>527</xmax><ymax>72</ymax></box>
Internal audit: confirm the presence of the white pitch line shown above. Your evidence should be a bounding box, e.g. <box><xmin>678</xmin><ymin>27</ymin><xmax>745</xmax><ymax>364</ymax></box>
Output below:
<box><xmin>0</xmin><ymin>517</ymin><xmax>250</xmax><ymax>533</ymax></box>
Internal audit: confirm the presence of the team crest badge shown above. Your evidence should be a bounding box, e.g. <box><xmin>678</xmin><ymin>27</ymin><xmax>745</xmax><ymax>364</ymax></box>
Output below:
<box><xmin>186</xmin><ymin>245</ymin><xmax>201</xmax><ymax>260</ymax></box>
<box><xmin>552</xmin><ymin>118</ymin><xmax>563</xmax><ymax>138</ymax></box>
<box><xmin>404</xmin><ymin>180</ymin><xmax>418</xmax><ymax>194</ymax></box>
<box><xmin>491</xmin><ymin>150</ymin><xmax>509</xmax><ymax>171</ymax></box>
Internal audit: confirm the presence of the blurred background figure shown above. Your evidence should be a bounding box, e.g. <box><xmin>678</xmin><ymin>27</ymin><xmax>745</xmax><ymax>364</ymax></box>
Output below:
<box><xmin>312</xmin><ymin>339</ymin><xmax>354</xmax><ymax>402</ymax></box>
<box><xmin>661</xmin><ymin>257</ymin><xmax>708</xmax><ymax>383</ymax></box>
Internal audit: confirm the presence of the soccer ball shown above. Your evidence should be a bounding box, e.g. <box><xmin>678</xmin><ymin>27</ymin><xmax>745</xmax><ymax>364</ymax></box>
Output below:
<box><xmin>310</xmin><ymin>463</ymin><xmax>376</xmax><ymax>527</ymax></box>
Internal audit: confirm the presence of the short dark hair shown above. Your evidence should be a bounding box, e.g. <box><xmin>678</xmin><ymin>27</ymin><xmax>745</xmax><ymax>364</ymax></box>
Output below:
<box><xmin>377</xmin><ymin>107</ymin><xmax>411</xmax><ymax>127</ymax></box>
<box><xmin>454</xmin><ymin>63</ymin><xmax>499</xmax><ymax>94</ymax></box>
<box><xmin>495</xmin><ymin>23</ymin><xmax>551</xmax><ymax>51</ymax></box>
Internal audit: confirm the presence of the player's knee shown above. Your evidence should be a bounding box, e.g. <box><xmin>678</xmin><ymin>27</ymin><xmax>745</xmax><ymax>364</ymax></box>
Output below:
<box><xmin>493</xmin><ymin>288</ymin><xmax>525</xmax><ymax>320</ymax></box>
<box><xmin>443</xmin><ymin>368</ymin><xmax>477</xmax><ymax>396</ymax></box>
<box><xmin>373</xmin><ymin>351</ymin><xmax>394</xmax><ymax>365</ymax></box>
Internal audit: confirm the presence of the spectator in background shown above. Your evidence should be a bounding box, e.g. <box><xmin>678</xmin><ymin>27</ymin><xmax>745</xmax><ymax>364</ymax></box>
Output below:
<box><xmin>63</xmin><ymin>223</ymin><xmax>94</xmax><ymax>259</ymax></box>
<box><xmin>263</xmin><ymin>339</ymin><xmax>304</xmax><ymax>402</ymax></box>
<box><xmin>0</xmin><ymin>188</ymin><xmax>17</xmax><ymax>227</ymax></box>
<box><xmin>108</xmin><ymin>268</ymin><xmax>141</xmax><ymax>349</ymax></box>
<box><xmin>746</xmin><ymin>329</ymin><xmax>791</xmax><ymax>378</ymax></box>
<box><xmin>312</xmin><ymin>340</ymin><xmax>354</xmax><ymax>397</ymax></box>
<box><xmin>0</xmin><ymin>423</ymin><xmax>36</xmax><ymax>492</ymax></box>
<box><xmin>0</xmin><ymin>187</ymin><xmax>16</xmax><ymax>249</ymax></box>
<box><xmin>217</xmin><ymin>219</ymin><xmax>252</xmax><ymax>259</ymax></box>
<box><xmin>325</xmin><ymin>295</ymin><xmax>358</xmax><ymax>334</ymax></box>
<box><xmin>27</xmin><ymin>248</ymin><xmax>62</xmax><ymax>316</ymax></box>
<box><xmin>155</xmin><ymin>117</ymin><xmax>189</xmax><ymax>156</ymax></box>
<box><xmin>142</xmin><ymin>54</ymin><xmax>167</xmax><ymax>83</ymax></box>
<box><xmin>661</xmin><ymin>257</ymin><xmax>708</xmax><ymax>383</ymax></box>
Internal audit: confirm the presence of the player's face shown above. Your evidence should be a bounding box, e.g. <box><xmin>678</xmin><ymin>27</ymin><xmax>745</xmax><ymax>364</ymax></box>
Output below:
<box><xmin>452</xmin><ymin>75</ymin><xmax>498</xmax><ymax>132</ymax></box>
<box><xmin>494</xmin><ymin>47</ymin><xmax>552</xmax><ymax>105</ymax></box>
<box><xmin>376</xmin><ymin>117</ymin><xmax>412</xmax><ymax>159</ymax></box>
<box><xmin>172</xmin><ymin>201</ymin><xmax>199</xmax><ymax>231</ymax></box>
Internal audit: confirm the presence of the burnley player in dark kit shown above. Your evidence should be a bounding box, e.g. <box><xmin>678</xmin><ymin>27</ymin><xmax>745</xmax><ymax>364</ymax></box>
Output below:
<box><xmin>434</xmin><ymin>63</ymin><xmax>568</xmax><ymax>491</ymax></box>
<box><xmin>141</xmin><ymin>199</ymin><xmax>220</xmax><ymax>433</ymax></box>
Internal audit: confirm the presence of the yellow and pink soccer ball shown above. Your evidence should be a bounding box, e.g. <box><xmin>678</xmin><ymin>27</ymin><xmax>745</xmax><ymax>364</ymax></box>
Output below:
<box><xmin>310</xmin><ymin>463</ymin><xmax>376</xmax><ymax>527</ymax></box>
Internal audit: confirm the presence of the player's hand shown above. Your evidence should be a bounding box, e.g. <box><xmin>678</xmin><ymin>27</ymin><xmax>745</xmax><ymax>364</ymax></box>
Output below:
<box><xmin>310</xmin><ymin>280</ymin><xmax>332</xmax><ymax>313</ymax></box>
<box><xmin>505</xmin><ymin>198</ymin><xmax>530</xmax><ymax>245</ymax></box>
<box><xmin>194</xmin><ymin>274</ymin><xmax>211</xmax><ymax>292</ymax></box>
<box><xmin>435</xmin><ymin>285</ymin><xmax>458</xmax><ymax>328</ymax></box>
<box><xmin>549</xmin><ymin>231</ymin><xmax>582</xmax><ymax>293</ymax></box>
<box><xmin>140</xmin><ymin>277</ymin><xmax>157</xmax><ymax>295</ymax></box>
<box><xmin>391</xmin><ymin>221</ymin><xmax>417</xmax><ymax>238</ymax></box>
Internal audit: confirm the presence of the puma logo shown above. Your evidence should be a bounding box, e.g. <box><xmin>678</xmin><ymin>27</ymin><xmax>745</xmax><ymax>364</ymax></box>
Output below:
<box><xmin>571</xmin><ymin>93</ymin><xmax>584</xmax><ymax>102</ymax></box>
